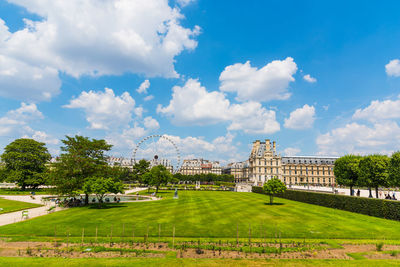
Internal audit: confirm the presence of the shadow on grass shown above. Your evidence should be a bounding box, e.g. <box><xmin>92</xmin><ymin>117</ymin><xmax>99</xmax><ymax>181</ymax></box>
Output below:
<box><xmin>88</xmin><ymin>203</ymin><xmax>128</xmax><ymax>209</ymax></box>
<box><xmin>263</xmin><ymin>202</ymin><xmax>285</xmax><ymax>206</ymax></box>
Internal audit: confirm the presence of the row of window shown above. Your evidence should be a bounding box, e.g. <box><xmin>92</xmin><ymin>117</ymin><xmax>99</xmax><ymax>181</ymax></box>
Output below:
<box><xmin>283</xmin><ymin>177</ymin><xmax>333</xmax><ymax>184</ymax></box>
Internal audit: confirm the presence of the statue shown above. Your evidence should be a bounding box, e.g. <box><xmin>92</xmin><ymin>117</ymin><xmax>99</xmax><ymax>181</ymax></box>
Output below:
<box><xmin>173</xmin><ymin>188</ymin><xmax>179</xmax><ymax>199</ymax></box>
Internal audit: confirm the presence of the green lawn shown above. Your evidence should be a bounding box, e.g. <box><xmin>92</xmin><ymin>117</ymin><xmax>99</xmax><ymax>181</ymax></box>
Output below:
<box><xmin>0</xmin><ymin>257</ymin><xmax>399</xmax><ymax>267</ymax></box>
<box><xmin>1</xmin><ymin>190</ymin><xmax>400</xmax><ymax>240</ymax></box>
<box><xmin>0</xmin><ymin>197</ymin><xmax>41</xmax><ymax>214</ymax></box>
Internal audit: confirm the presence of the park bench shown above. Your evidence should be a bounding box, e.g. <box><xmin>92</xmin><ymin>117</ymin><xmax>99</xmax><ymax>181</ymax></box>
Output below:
<box><xmin>21</xmin><ymin>210</ymin><xmax>29</xmax><ymax>220</ymax></box>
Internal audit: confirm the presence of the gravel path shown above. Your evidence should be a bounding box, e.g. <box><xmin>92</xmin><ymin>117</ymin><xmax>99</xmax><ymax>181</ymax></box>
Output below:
<box><xmin>0</xmin><ymin>195</ymin><xmax>64</xmax><ymax>226</ymax></box>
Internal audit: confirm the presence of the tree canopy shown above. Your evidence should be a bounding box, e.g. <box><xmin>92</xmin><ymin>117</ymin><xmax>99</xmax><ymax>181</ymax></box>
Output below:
<box><xmin>389</xmin><ymin>151</ymin><xmax>400</xmax><ymax>187</ymax></box>
<box><xmin>83</xmin><ymin>177</ymin><xmax>124</xmax><ymax>204</ymax></box>
<box><xmin>1</xmin><ymin>138</ymin><xmax>51</xmax><ymax>190</ymax></box>
<box><xmin>358</xmin><ymin>154</ymin><xmax>390</xmax><ymax>198</ymax></box>
<box><xmin>334</xmin><ymin>155</ymin><xmax>362</xmax><ymax>196</ymax></box>
<box><xmin>51</xmin><ymin>135</ymin><xmax>113</xmax><ymax>203</ymax></box>
<box><xmin>142</xmin><ymin>165</ymin><xmax>173</xmax><ymax>194</ymax></box>
<box><xmin>132</xmin><ymin>159</ymin><xmax>150</xmax><ymax>183</ymax></box>
<box><xmin>263</xmin><ymin>177</ymin><xmax>286</xmax><ymax>204</ymax></box>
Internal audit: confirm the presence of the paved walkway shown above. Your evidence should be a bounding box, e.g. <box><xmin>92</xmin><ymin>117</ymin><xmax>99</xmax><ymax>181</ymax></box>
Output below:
<box><xmin>290</xmin><ymin>185</ymin><xmax>400</xmax><ymax>199</ymax></box>
<box><xmin>0</xmin><ymin>187</ymin><xmax>154</xmax><ymax>226</ymax></box>
<box><xmin>0</xmin><ymin>195</ymin><xmax>64</xmax><ymax>226</ymax></box>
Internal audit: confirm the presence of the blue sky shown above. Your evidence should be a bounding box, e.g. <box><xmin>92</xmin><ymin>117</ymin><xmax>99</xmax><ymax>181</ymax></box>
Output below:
<box><xmin>1</xmin><ymin>0</ymin><xmax>400</xmax><ymax>165</ymax></box>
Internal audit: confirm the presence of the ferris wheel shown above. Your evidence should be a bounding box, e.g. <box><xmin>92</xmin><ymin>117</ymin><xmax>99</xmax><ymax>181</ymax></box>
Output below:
<box><xmin>132</xmin><ymin>134</ymin><xmax>181</xmax><ymax>173</ymax></box>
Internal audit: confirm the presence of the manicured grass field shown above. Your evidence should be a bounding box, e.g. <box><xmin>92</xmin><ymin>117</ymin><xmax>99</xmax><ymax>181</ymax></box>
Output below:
<box><xmin>1</xmin><ymin>190</ymin><xmax>400</xmax><ymax>240</ymax></box>
<box><xmin>0</xmin><ymin>197</ymin><xmax>41</xmax><ymax>214</ymax></box>
<box><xmin>0</xmin><ymin>257</ymin><xmax>399</xmax><ymax>267</ymax></box>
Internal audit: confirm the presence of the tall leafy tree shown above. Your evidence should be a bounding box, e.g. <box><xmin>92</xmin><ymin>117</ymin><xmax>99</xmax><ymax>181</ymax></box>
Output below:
<box><xmin>263</xmin><ymin>177</ymin><xmax>286</xmax><ymax>204</ymax></box>
<box><xmin>389</xmin><ymin>151</ymin><xmax>400</xmax><ymax>187</ymax></box>
<box><xmin>142</xmin><ymin>165</ymin><xmax>172</xmax><ymax>194</ymax></box>
<box><xmin>358</xmin><ymin>155</ymin><xmax>390</xmax><ymax>198</ymax></box>
<box><xmin>334</xmin><ymin>155</ymin><xmax>362</xmax><ymax>196</ymax></box>
<box><xmin>1</xmin><ymin>138</ymin><xmax>51</xmax><ymax>190</ymax></box>
<box><xmin>132</xmin><ymin>159</ymin><xmax>150</xmax><ymax>183</ymax></box>
<box><xmin>51</xmin><ymin>135</ymin><xmax>112</xmax><ymax>204</ymax></box>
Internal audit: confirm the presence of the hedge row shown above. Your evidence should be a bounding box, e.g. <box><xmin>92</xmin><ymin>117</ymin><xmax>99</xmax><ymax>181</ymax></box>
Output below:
<box><xmin>252</xmin><ymin>186</ymin><xmax>400</xmax><ymax>221</ymax></box>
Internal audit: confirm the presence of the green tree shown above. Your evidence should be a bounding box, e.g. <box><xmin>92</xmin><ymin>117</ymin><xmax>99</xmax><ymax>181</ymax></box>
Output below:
<box><xmin>142</xmin><ymin>165</ymin><xmax>173</xmax><ymax>194</ymax></box>
<box><xmin>83</xmin><ymin>177</ymin><xmax>124</xmax><ymax>204</ymax></box>
<box><xmin>359</xmin><ymin>155</ymin><xmax>390</xmax><ymax>198</ymax></box>
<box><xmin>1</xmin><ymin>138</ymin><xmax>51</xmax><ymax>190</ymax></box>
<box><xmin>132</xmin><ymin>159</ymin><xmax>150</xmax><ymax>183</ymax></box>
<box><xmin>389</xmin><ymin>151</ymin><xmax>400</xmax><ymax>187</ymax></box>
<box><xmin>51</xmin><ymin>135</ymin><xmax>112</xmax><ymax>204</ymax></box>
<box><xmin>263</xmin><ymin>177</ymin><xmax>286</xmax><ymax>204</ymax></box>
<box><xmin>334</xmin><ymin>155</ymin><xmax>362</xmax><ymax>196</ymax></box>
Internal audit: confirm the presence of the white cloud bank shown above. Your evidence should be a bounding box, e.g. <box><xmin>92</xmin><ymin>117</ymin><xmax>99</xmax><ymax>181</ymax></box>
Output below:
<box><xmin>317</xmin><ymin>96</ymin><xmax>400</xmax><ymax>155</ymax></box>
<box><xmin>353</xmin><ymin>96</ymin><xmax>400</xmax><ymax>122</ymax></box>
<box><xmin>386</xmin><ymin>59</ymin><xmax>400</xmax><ymax>77</ymax></box>
<box><xmin>284</xmin><ymin>104</ymin><xmax>316</xmax><ymax>129</ymax></box>
<box><xmin>0</xmin><ymin>0</ymin><xmax>200</xmax><ymax>101</ymax></box>
<box><xmin>219</xmin><ymin>57</ymin><xmax>297</xmax><ymax>102</ymax></box>
<box><xmin>64</xmin><ymin>88</ymin><xmax>137</xmax><ymax>130</ymax></box>
<box><xmin>0</xmin><ymin>103</ymin><xmax>58</xmax><ymax>145</ymax></box>
<box><xmin>157</xmin><ymin>78</ymin><xmax>280</xmax><ymax>134</ymax></box>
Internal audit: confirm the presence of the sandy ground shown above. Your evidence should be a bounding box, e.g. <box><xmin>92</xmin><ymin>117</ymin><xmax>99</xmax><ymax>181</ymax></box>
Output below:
<box><xmin>0</xmin><ymin>240</ymin><xmax>398</xmax><ymax>259</ymax></box>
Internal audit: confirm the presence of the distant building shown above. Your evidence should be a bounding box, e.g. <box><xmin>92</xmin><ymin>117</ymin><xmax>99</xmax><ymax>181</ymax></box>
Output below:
<box><xmin>223</xmin><ymin>161</ymin><xmax>249</xmax><ymax>183</ymax></box>
<box><xmin>179</xmin><ymin>159</ymin><xmax>222</xmax><ymax>175</ymax></box>
<box><xmin>107</xmin><ymin>157</ymin><xmax>173</xmax><ymax>173</ymax></box>
<box><xmin>246</xmin><ymin>139</ymin><xmax>338</xmax><ymax>186</ymax></box>
<box><xmin>281</xmin><ymin>156</ymin><xmax>337</xmax><ymax>186</ymax></box>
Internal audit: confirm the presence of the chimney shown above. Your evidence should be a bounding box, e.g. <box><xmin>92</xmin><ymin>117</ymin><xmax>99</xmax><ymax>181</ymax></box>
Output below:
<box><xmin>273</xmin><ymin>141</ymin><xmax>276</xmax><ymax>154</ymax></box>
<box><xmin>265</xmin><ymin>139</ymin><xmax>271</xmax><ymax>151</ymax></box>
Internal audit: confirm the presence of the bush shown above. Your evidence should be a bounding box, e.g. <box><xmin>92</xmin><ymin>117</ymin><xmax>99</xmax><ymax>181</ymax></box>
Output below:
<box><xmin>252</xmin><ymin>187</ymin><xmax>400</xmax><ymax>221</ymax></box>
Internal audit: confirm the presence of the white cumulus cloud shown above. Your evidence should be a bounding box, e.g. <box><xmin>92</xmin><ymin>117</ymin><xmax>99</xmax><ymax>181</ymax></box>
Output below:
<box><xmin>386</xmin><ymin>59</ymin><xmax>400</xmax><ymax>77</ymax></box>
<box><xmin>317</xmin><ymin>121</ymin><xmax>400</xmax><ymax>156</ymax></box>
<box><xmin>284</xmin><ymin>147</ymin><xmax>301</xmax><ymax>156</ymax></box>
<box><xmin>0</xmin><ymin>103</ymin><xmax>57</xmax><ymax>148</ymax></box>
<box><xmin>303</xmin><ymin>74</ymin><xmax>317</xmax><ymax>83</ymax></box>
<box><xmin>219</xmin><ymin>57</ymin><xmax>297</xmax><ymax>102</ymax></box>
<box><xmin>64</xmin><ymin>88</ymin><xmax>136</xmax><ymax>130</ymax></box>
<box><xmin>284</xmin><ymin>104</ymin><xmax>316</xmax><ymax>129</ymax></box>
<box><xmin>353</xmin><ymin>96</ymin><xmax>400</xmax><ymax>122</ymax></box>
<box><xmin>157</xmin><ymin>78</ymin><xmax>280</xmax><ymax>134</ymax></box>
<box><xmin>0</xmin><ymin>0</ymin><xmax>200</xmax><ymax>101</ymax></box>
<box><xmin>137</xmin><ymin>80</ymin><xmax>150</xmax><ymax>94</ymax></box>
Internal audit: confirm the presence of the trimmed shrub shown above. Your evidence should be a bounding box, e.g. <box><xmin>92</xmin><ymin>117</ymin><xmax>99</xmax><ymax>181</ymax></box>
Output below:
<box><xmin>252</xmin><ymin>187</ymin><xmax>400</xmax><ymax>221</ymax></box>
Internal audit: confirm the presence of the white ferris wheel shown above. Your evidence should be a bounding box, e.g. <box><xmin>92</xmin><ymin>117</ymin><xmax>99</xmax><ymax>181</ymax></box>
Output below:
<box><xmin>132</xmin><ymin>134</ymin><xmax>181</xmax><ymax>173</ymax></box>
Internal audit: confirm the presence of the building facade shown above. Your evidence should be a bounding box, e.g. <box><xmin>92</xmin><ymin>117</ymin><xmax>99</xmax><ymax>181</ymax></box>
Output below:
<box><xmin>179</xmin><ymin>159</ymin><xmax>222</xmax><ymax>175</ymax></box>
<box><xmin>248</xmin><ymin>139</ymin><xmax>282</xmax><ymax>186</ymax></box>
<box><xmin>281</xmin><ymin>156</ymin><xmax>336</xmax><ymax>186</ymax></box>
<box><xmin>223</xmin><ymin>161</ymin><xmax>249</xmax><ymax>183</ymax></box>
<box><xmin>246</xmin><ymin>139</ymin><xmax>337</xmax><ymax>186</ymax></box>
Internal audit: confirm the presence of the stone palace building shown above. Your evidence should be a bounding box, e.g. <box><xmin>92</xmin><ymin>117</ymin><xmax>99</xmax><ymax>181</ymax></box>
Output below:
<box><xmin>224</xmin><ymin>139</ymin><xmax>338</xmax><ymax>186</ymax></box>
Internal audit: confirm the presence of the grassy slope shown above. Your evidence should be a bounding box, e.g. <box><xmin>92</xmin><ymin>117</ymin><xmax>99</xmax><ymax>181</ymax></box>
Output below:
<box><xmin>1</xmin><ymin>191</ymin><xmax>400</xmax><ymax>240</ymax></box>
<box><xmin>0</xmin><ymin>257</ymin><xmax>399</xmax><ymax>267</ymax></box>
<box><xmin>0</xmin><ymin>198</ymin><xmax>41</xmax><ymax>214</ymax></box>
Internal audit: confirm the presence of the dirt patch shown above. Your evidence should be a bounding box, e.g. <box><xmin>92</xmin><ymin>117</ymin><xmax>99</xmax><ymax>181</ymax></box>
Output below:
<box><xmin>0</xmin><ymin>240</ymin><xmax>397</xmax><ymax>260</ymax></box>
